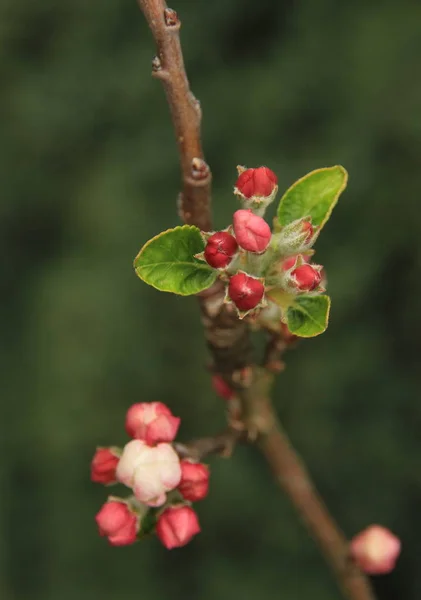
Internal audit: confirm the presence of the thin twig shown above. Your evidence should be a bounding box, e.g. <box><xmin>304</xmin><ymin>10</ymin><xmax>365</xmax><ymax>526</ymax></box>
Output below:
<box><xmin>174</xmin><ymin>428</ymin><xmax>243</xmax><ymax>461</ymax></box>
<box><xmin>137</xmin><ymin>0</ymin><xmax>211</xmax><ymax>231</ymax></box>
<box><xmin>136</xmin><ymin>3</ymin><xmax>377</xmax><ymax>599</ymax></box>
<box><xmin>258</xmin><ymin>415</ymin><xmax>376</xmax><ymax>600</ymax></box>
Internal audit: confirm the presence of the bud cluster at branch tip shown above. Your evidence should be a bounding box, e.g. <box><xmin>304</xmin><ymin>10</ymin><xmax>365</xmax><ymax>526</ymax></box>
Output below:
<box><xmin>92</xmin><ymin>401</ymin><xmax>208</xmax><ymax>549</ymax></box>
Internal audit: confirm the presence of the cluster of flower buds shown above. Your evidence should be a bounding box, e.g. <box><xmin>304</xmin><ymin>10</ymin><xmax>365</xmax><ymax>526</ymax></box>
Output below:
<box><xmin>196</xmin><ymin>166</ymin><xmax>325</xmax><ymax>320</ymax></box>
<box><xmin>350</xmin><ymin>525</ymin><xmax>401</xmax><ymax>575</ymax></box>
<box><xmin>92</xmin><ymin>401</ymin><xmax>209</xmax><ymax>549</ymax></box>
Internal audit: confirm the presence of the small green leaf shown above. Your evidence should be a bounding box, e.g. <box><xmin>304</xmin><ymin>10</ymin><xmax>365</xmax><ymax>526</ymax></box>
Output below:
<box><xmin>277</xmin><ymin>166</ymin><xmax>348</xmax><ymax>230</ymax></box>
<box><xmin>285</xmin><ymin>295</ymin><xmax>331</xmax><ymax>337</ymax></box>
<box><xmin>134</xmin><ymin>225</ymin><xmax>217</xmax><ymax>295</ymax></box>
<box><xmin>139</xmin><ymin>508</ymin><xmax>158</xmax><ymax>537</ymax></box>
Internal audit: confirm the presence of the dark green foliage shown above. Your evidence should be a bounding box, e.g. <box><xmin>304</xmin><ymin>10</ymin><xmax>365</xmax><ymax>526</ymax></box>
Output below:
<box><xmin>1</xmin><ymin>0</ymin><xmax>421</xmax><ymax>598</ymax></box>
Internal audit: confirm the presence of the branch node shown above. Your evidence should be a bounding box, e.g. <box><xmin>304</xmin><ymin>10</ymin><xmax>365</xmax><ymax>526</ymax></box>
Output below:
<box><xmin>164</xmin><ymin>7</ymin><xmax>180</xmax><ymax>29</ymax></box>
<box><xmin>151</xmin><ymin>55</ymin><xmax>162</xmax><ymax>72</ymax></box>
<box><xmin>191</xmin><ymin>157</ymin><xmax>210</xmax><ymax>180</ymax></box>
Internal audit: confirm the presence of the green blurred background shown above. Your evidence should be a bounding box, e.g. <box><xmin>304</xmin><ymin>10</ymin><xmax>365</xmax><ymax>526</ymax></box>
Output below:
<box><xmin>1</xmin><ymin>0</ymin><xmax>421</xmax><ymax>598</ymax></box>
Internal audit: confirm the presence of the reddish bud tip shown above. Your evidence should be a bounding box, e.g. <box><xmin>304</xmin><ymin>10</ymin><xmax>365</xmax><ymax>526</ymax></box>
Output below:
<box><xmin>91</xmin><ymin>447</ymin><xmax>120</xmax><ymax>485</ymax></box>
<box><xmin>290</xmin><ymin>264</ymin><xmax>321</xmax><ymax>291</ymax></box>
<box><xmin>95</xmin><ymin>500</ymin><xmax>138</xmax><ymax>546</ymax></box>
<box><xmin>301</xmin><ymin>220</ymin><xmax>314</xmax><ymax>242</ymax></box>
<box><xmin>235</xmin><ymin>167</ymin><xmax>277</xmax><ymax>199</ymax></box>
<box><xmin>211</xmin><ymin>374</ymin><xmax>235</xmax><ymax>400</ymax></box>
<box><xmin>350</xmin><ymin>525</ymin><xmax>401</xmax><ymax>575</ymax></box>
<box><xmin>125</xmin><ymin>402</ymin><xmax>180</xmax><ymax>445</ymax></box>
<box><xmin>281</xmin><ymin>254</ymin><xmax>310</xmax><ymax>271</ymax></box>
<box><xmin>178</xmin><ymin>460</ymin><xmax>210</xmax><ymax>502</ymax></box>
<box><xmin>233</xmin><ymin>209</ymin><xmax>271</xmax><ymax>253</ymax></box>
<box><xmin>204</xmin><ymin>232</ymin><xmax>238</xmax><ymax>269</ymax></box>
<box><xmin>156</xmin><ymin>506</ymin><xmax>201</xmax><ymax>549</ymax></box>
<box><xmin>228</xmin><ymin>272</ymin><xmax>265</xmax><ymax>312</ymax></box>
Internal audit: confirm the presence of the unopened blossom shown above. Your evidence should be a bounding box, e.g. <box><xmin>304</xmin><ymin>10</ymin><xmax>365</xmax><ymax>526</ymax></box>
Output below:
<box><xmin>350</xmin><ymin>525</ymin><xmax>401</xmax><ymax>575</ymax></box>
<box><xmin>116</xmin><ymin>439</ymin><xmax>181</xmax><ymax>507</ymax></box>
<box><xmin>95</xmin><ymin>500</ymin><xmax>138</xmax><ymax>546</ymax></box>
<box><xmin>156</xmin><ymin>506</ymin><xmax>201</xmax><ymax>549</ymax></box>
<box><xmin>125</xmin><ymin>402</ymin><xmax>180</xmax><ymax>445</ymax></box>
<box><xmin>91</xmin><ymin>447</ymin><xmax>120</xmax><ymax>485</ymax></box>
<box><xmin>178</xmin><ymin>460</ymin><xmax>210</xmax><ymax>502</ymax></box>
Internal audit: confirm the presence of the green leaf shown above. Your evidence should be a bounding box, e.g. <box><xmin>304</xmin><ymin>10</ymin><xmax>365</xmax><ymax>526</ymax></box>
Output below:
<box><xmin>285</xmin><ymin>295</ymin><xmax>331</xmax><ymax>337</ymax></box>
<box><xmin>134</xmin><ymin>225</ymin><xmax>217</xmax><ymax>295</ymax></box>
<box><xmin>277</xmin><ymin>166</ymin><xmax>348</xmax><ymax>230</ymax></box>
<box><xmin>139</xmin><ymin>508</ymin><xmax>158</xmax><ymax>537</ymax></box>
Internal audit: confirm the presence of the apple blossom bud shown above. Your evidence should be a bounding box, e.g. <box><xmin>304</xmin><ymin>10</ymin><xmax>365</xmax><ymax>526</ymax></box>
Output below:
<box><xmin>95</xmin><ymin>500</ymin><xmax>138</xmax><ymax>546</ymax></box>
<box><xmin>290</xmin><ymin>264</ymin><xmax>321</xmax><ymax>291</ymax></box>
<box><xmin>274</xmin><ymin>218</ymin><xmax>315</xmax><ymax>256</ymax></box>
<box><xmin>212</xmin><ymin>374</ymin><xmax>235</xmax><ymax>400</ymax></box>
<box><xmin>91</xmin><ymin>447</ymin><xmax>120</xmax><ymax>485</ymax></box>
<box><xmin>233</xmin><ymin>209</ymin><xmax>271</xmax><ymax>253</ymax></box>
<box><xmin>156</xmin><ymin>506</ymin><xmax>201</xmax><ymax>549</ymax></box>
<box><xmin>228</xmin><ymin>272</ymin><xmax>265</xmax><ymax>312</ymax></box>
<box><xmin>125</xmin><ymin>402</ymin><xmax>180</xmax><ymax>445</ymax></box>
<box><xmin>203</xmin><ymin>231</ymin><xmax>238</xmax><ymax>269</ymax></box>
<box><xmin>116</xmin><ymin>439</ymin><xmax>181</xmax><ymax>507</ymax></box>
<box><xmin>281</xmin><ymin>254</ymin><xmax>310</xmax><ymax>271</ymax></box>
<box><xmin>178</xmin><ymin>460</ymin><xmax>210</xmax><ymax>502</ymax></box>
<box><xmin>235</xmin><ymin>167</ymin><xmax>277</xmax><ymax>199</ymax></box>
<box><xmin>350</xmin><ymin>525</ymin><xmax>401</xmax><ymax>575</ymax></box>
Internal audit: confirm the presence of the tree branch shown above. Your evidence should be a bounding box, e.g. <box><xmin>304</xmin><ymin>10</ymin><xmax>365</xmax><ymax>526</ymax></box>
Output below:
<box><xmin>137</xmin><ymin>0</ymin><xmax>211</xmax><ymax>231</ymax></box>
<box><xmin>174</xmin><ymin>427</ymin><xmax>243</xmax><ymax>462</ymax></box>
<box><xmin>258</xmin><ymin>416</ymin><xmax>376</xmax><ymax>600</ymax></box>
<box><xmin>136</xmin><ymin>3</ymin><xmax>377</xmax><ymax>599</ymax></box>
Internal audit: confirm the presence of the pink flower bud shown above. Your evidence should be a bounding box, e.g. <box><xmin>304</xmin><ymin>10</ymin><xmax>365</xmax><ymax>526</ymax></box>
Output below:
<box><xmin>178</xmin><ymin>460</ymin><xmax>210</xmax><ymax>502</ymax></box>
<box><xmin>204</xmin><ymin>232</ymin><xmax>238</xmax><ymax>269</ymax></box>
<box><xmin>125</xmin><ymin>402</ymin><xmax>180</xmax><ymax>445</ymax></box>
<box><xmin>350</xmin><ymin>525</ymin><xmax>401</xmax><ymax>575</ymax></box>
<box><xmin>290</xmin><ymin>264</ymin><xmax>321</xmax><ymax>291</ymax></box>
<box><xmin>212</xmin><ymin>374</ymin><xmax>234</xmax><ymax>400</ymax></box>
<box><xmin>91</xmin><ymin>447</ymin><xmax>120</xmax><ymax>485</ymax></box>
<box><xmin>95</xmin><ymin>500</ymin><xmax>138</xmax><ymax>546</ymax></box>
<box><xmin>116</xmin><ymin>440</ymin><xmax>181</xmax><ymax>507</ymax></box>
<box><xmin>228</xmin><ymin>272</ymin><xmax>265</xmax><ymax>312</ymax></box>
<box><xmin>300</xmin><ymin>220</ymin><xmax>314</xmax><ymax>242</ymax></box>
<box><xmin>233</xmin><ymin>209</ymin><xmax>271</xmax><ymax>253</ymax></box>
<box><xmin>235</xmin><ymin>167</ymin><xmax>277</xmax><ymax>199</ymax></box>
<box><xmin>156</xmin><ymin>506</ymin><xmax>201</xmax><ymax>549</ymax></box>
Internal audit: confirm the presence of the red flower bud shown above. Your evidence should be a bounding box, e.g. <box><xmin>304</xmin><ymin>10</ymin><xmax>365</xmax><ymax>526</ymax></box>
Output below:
<box><xmin>125</xmin><ymin>402</ymin><xmax>180</xmax><ymax>445</ymax></box>
<box><xmin>350</xmin><ymin>525</ymin><xmax>401</xmax><ymax>575</ymax></box>
<box><xmin>290</xmin><ymin>264</ymin><xmax>321</xmax><ymax>291</ymax></box>
<box><xmin>228</xmin><ymin>272</ymin><xmax>265</xmax><ymax>312</ymax></box>
<box><xmin>95</xmin><ymin>500</ymin><xmax>138</xmax><ymax>546</ymax></box>
<box><xmin>156</xmin><ymin>506</ymin><xmax>201</xmax><ymax>549</ymax></box>
<box><xmin>233</xmin><ymin>209</ymin><xmax>271</xmax><ymax>253</ymax></box>
<box><xmin>235</xmin><ymin>167</ymin><xmax>277</xmax><ymax>199</ymax></box>
<box><xmin>211</xmin><ymin>374</ymin><xmax>235</xmax><ymax>400</ymax></box>
<box><xmin>178</xmin><ymin>460</ymin><xmax>210</xmax><ymax>502</ymax></box>
<box><xmin>203</xmin><ymin>231</ymin><xmax>238</xmax><ymax>269</ymax></box>
<box><xmin>281</xmin><ymin>254</ymin><xmax>310</xmax><ymax>271</ymax></box>
<box><xmin>91</xmin><ymin>447</ymin><xmax>120</xmax><ymax>485</ymax></box>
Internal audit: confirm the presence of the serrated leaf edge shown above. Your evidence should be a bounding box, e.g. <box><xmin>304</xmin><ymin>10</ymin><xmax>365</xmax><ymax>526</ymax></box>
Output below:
<box><xmin>277</xmin><ymin>165</ymin><xmax>348</xmax><ymax>230</ymax></box>
<box><xmin>133</xmin><ymin>225</ymin><xmax>217</xmax><ymax>296</ymax></box>
<box><xmin>286</xmin><ymin>294</ymin><xmax>331</xmax><ymax>338</ymax></box>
